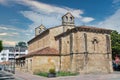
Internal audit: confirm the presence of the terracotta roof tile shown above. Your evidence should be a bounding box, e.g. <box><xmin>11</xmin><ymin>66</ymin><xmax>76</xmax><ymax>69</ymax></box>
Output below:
<box><xmin>16</xmin><ymin>47</ymin><xmax>59</xmax><ymax>59</ymax></box>
<box><xmin>0</xmin><ymin>61</ymin><xmax>11</xmax><ymax>65</ymax></box>
<box><xmin>79</xmin><ymin>26</ymin><xmax>112</xmax><ymax>31</ymax></box>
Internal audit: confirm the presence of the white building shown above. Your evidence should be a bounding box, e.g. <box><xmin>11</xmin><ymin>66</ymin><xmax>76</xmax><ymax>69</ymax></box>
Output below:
<box><xmin>0</xmin><ymin>47</ymin><xmax>28</xmax><ymax>62</ymax></box>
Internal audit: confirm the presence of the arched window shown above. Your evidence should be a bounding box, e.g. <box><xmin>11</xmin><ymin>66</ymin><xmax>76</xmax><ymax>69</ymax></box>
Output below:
<box><xmin>65</xmin><ymin>16</ymin><xmax>68</xmax><ymax>21</ymax></box>
<box><xmin>70</xmin><ymin>17</ymin><xmax>73</xmax><ymax>21</ymax></box>
<box><xmin>92</xmin><ymin>37</ymin><xmax>99</xmax><ymax>52</ymax></box>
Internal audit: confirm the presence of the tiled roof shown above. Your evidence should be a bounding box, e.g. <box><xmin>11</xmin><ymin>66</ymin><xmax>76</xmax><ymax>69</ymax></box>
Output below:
<box><xmin>55</xmin><ymin>26</ymin><xmax>112</xmax><ymax>39</ymax></box>
<box><xmin>0</xmin><ymin>61</ymin><xmax>11</xmax><ymax>65</ymax></box>
<box><xmin>79</xmin><ymin>26</ymin><xmax>112</xmax><ymax>31</ymax></box>
<box><xmin>16</xmin><ymin>47</ymin><xmax>59</xmax><ymax>59</ymax></box>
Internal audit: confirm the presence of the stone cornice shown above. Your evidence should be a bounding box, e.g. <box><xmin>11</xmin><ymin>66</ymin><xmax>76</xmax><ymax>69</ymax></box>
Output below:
<box><xmin>55</xmin><ymin>26</ymin><xmax>112</xmax><ymax>40</ymax></box>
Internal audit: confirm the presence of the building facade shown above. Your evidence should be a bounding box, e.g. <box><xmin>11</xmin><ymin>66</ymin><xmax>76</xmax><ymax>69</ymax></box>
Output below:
<box><xmin>16</xmin><ymin>12</ymin><xmax>113</xmax><ymax>74</ymax></box>
<box><xmin>0</xmin><ymin>47</ymin><xmax>28</xmax><ymax>62</ymax></box>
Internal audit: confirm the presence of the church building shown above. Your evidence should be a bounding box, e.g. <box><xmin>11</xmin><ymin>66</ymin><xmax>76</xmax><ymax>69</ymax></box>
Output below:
<box><xmin>16</xmin><ymin>12</ymin><xmax>113</xmax><ymax>74</ymax></box>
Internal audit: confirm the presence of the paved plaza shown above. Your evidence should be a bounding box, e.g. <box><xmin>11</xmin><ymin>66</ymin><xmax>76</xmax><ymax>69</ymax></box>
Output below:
<box><xmin>1</xmin><ymin>70</ymin><xmax>120</xmax><ymax>80</ymax></box>
<box><xmin>12</xmin><ymin>71</ymin><xmax>120</xmax><ymax>80</ymax></box>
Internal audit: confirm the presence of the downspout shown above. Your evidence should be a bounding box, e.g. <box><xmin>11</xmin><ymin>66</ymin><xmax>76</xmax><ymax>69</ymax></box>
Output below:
<box><xmin>84</xmin><ymin>33</ymin><xmax>88</xmax><ymax>73</ymax></box>
<box><xmin>70</xmin><ymin>33</ymin><xmax>73</xmax><ymax>72</ymax></box>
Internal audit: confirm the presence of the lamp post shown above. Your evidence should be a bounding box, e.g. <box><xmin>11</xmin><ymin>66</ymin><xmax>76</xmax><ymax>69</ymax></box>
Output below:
<box><xmin>3</xmin><ymin>50</ymin><xmax>5</xmax><ymax>70</ymax></box>
<box><xmin>13</xmin><ymin>47</ymin><xmax>16</xmax><ymax>74</ymax></box>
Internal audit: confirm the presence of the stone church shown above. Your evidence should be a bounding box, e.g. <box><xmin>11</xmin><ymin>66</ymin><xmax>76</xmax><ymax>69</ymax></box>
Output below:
<box><xmin>16</xmin><ymin>12</ymin><xmax>113</xmax><ymax>74</ymax></box>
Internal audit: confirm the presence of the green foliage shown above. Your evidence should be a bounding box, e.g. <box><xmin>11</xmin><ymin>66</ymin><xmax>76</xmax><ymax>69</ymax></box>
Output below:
<box><xmin>57</xmin><ymin>72</ymin><xmax>78</xmax><ymax>76</ymax></box>
<box><xmin>111</xmin><ymin>31</ymin><xmax>120</xmax><ymax>59</ymax></box>
<box><xmin>36</xmin><ymin>71</ymin><xmax>78</xmax><ymax>77</ymax></box>
<box><xmin>0</xmin><ymin>40</ymin><xmax>3</xmax><ymax>52</ymax></box>
<box><xmin>49</xmin><ymin>68</ymin><xmax>55</xmax><ymax>74</ymax></box>
<box><xmin>36</xmin><ymin>72</ymin><xmax>48</xmax><ymax>77</ymax></box>
<box><xmin>15</xmin><ymin>41</ymin><xmax>27</xmax><ymax>48</ymax></box>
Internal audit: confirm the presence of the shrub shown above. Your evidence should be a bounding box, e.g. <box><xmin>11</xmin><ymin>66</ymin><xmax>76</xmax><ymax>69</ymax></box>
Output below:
<box><xmin>49</xmin><ymin>68</ymin><xmax>55</xmax><ymax>74</ymax></box>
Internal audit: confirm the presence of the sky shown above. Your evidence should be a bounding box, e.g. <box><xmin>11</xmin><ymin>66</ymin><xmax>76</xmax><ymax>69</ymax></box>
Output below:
<box><xmin>0</xmin><ymin>0</ymin><xmax>120</xmax><ymax>46</ymax></box>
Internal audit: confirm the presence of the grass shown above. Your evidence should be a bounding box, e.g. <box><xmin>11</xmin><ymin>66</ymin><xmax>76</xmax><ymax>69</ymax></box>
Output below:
<box><xmin>36</xmin><ymin>72</ymin><xmax>48</xmax><ymax>77</ymax></box>
<box><xmin>35</xmin><ymin>71</ymin><xmax>78</xmax><ymax>77</ymax></box>
<box><xmin>57</xmin><ymin>71</ymin><xmax>78</xmax><ymax>76</ymax></box>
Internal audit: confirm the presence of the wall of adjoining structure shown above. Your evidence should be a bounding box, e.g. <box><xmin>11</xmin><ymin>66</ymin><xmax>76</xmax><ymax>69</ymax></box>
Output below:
<box><xmin>19</xmin><ymin>56</ymin><xmax>59</xmax><ymax>74</ymax></box>
<box><xmin>28</xmin><ymin>31</ymin><xmax>50</xmax><ymax>53</ymax></box>
<box><xmin>58</xmin><ymin>30</ymin><xmax>113</xmax><ymax>74</ymax></box>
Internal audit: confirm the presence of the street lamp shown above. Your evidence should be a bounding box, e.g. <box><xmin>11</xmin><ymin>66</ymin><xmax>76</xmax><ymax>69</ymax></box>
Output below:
<box><xmin>12</xmin><ymin>47</ymin><xmax>16</xmax><ymax>74</ymax></box>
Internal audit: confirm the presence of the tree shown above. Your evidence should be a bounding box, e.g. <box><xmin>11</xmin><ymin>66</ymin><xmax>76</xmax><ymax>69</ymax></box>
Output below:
<box><xmin>111</xmin><ymin>31</ymin><xmax>120</xmax><ymax>59</ymax></box>
<box><xmin>15</xmin><ymin>42</ymin><xmax>27</xmax><ymax>48</ymax></box>
<box><xmin>0</xmin><ymin>40</ymin><xmax>3</xmax><ymax>52</ymax></box>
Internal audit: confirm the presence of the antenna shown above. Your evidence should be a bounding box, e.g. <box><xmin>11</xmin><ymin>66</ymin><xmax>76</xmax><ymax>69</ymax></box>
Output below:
<box><xmin>41</xmin><ymin>17</ymin><xmax>43</xmax><ymax>24</ymax></box>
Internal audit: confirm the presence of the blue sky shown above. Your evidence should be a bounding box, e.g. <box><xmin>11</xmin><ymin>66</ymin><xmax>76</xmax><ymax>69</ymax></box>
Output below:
<box><xmin>0</xmin><ymin>0</ymin><xmax>120</xmax><ymax>46</ymax></box>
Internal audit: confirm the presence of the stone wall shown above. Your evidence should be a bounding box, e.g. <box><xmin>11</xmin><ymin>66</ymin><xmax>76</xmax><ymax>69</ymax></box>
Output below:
<box><xmin>26</xmin><ymin>25</ymin><xmax>113</xmax><ymax>74</ymax></box>
<box><xmin>28</xmin><ymin>32</ymin><xmax>50</xmax><ymax>53</ymax></box>
<box><xmin>26</xmin><ymin>56</ymin><xmax>59</xmax><ymax>74</ymax></box>
<box><xmin>60</xmin><ymin>55</ymin><xmax>71</xmax><ymax>72</ymax></box>
<box><xmin>49</xmin><ymin>26</ymin><xmax>64</xmax><ymax>50</ymax></box>
<box><xmin>58</xmin><ymin>30</ymin><xmax>113</xmax><ymax>74</ymax></box>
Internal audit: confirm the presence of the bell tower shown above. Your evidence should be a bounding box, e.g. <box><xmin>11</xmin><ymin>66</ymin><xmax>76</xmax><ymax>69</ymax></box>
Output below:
<box><xmin>62</xmin><ymin>12</ymin><xmax>75</xmax><ymax>32</ymax></box>
<box><xmin>62</xmin><ymin>12</ymin><xmax>74</xmax><ymax>26</ymax></box>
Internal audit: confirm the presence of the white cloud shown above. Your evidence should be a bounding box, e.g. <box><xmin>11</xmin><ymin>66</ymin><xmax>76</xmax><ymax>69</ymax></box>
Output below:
<box><xmin>81</xmin><ymin>17</ymin><xmax>95</xmax><ymax>23</ymax></box>
<box><xmin>0</xmin><ymin>32</ymin><xmax>19</xmax><ymax>36</ymax></box>
<box><xmin>20</xmin><ymin>11</ymin><xmax>61</xmax><ymax>28</ymax></box>
<box><xmin>0</xmin><ymin>0</ymin><xmax>94</xmax><ymax>24</ymax></box>
<box><xmin>96</xmin><ymin>9</ymin><xmax>120</xmax><ymax>32</ymax></box>
<box><xmin>0</xmin><ymin>0</ymin><xmax>7</xmax><ymax>5</ymax></box>
<box><xmin>0</xmin><ymin>25</ymin><xmax>18</xmax><ymax>31</ymax></box>
<box><xmin>0</xmin><ymin>33</ymin><xmax>7</xmax><ymax>36</ymax></box>
<box><xmin>17</xmin><ymin>0</ymin><xmax>94</xmax><ymax>26</ymax></box>
<box><xmin>0</xmin><ymin>25</ymin><xmax>27</xmax><ymax>46</ymax></box>
<box><xmin>0</xmin><ymin>27</ymin><xmax>8</xmax><ymax>30</ymax></box>
<box><xmin>16</xmin><ymin>0</ymin><xmax>83</xmax><ymax>18</ymax></box>
<box><xmin>11</xmin><ymin>32</ymin><xmax>19</xmax><ymax>35</ymax></box>
<box><xmin>113</xmin><ymin>0</ymin><xmax>120</xmax><ymax>4</ymax></box>
<box><xmin>0</xmin><ymin>0</ymin><xmax>95</xmax><ymax>46</ymax></box>
<box><xmin>3</xmin><ymin>40</ymin><xmax>16</xmax><ymax>46</ymax></box>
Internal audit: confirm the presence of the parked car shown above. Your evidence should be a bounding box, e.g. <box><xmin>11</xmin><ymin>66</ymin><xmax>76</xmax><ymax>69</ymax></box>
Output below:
<box><xmin>0</xmin><ymin>65</ymin><xmax>2</xmax><ymax>70</ymax></box>
<box><xmin>113</xmin><ymin>61</ymin><xmax>120</xmax><ymax>71</ymax></box>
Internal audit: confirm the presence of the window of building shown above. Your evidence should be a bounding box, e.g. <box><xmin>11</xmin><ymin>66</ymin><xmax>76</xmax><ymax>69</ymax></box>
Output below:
<box><xmin>1</xmin><ymin>58</ymin><xmax>6</xmax><ymax>60</ymax></box>
<box><xmin>1</xmin><ymin>54</ymin><xmax>6</xmax><ymax>56</ymax></box>
<box><xmin>70</xmin><ymin>17</ymin><xmax>73</xmax><ymax>21</ymax></box>
<box><xmin>64</xmin><ymin>16</ymin><xmax>68</xmax><ymax>22</ymax></box>
<box><xmin>9</xmin><ymin>58</ymin><xmax>14</xmax><ymax>60</ymax></box>
<box><xmin>84</xmin><ymin>33</ymin><xmax>87</xmax><ymax>52</ymax></box>
<box><xmin>9</xmin><ymin>54</ymin><xmax>14</xmax><ymax>56</ymax></box>
<box><xmin>30</xmin><ymin>59</ymin><xmax>32</xmax><ymax>70</ymax></box>
<box><xmin>92</xmin><ymin>37</ymin><xmax>99</xmax><ymax>52</ymax></box>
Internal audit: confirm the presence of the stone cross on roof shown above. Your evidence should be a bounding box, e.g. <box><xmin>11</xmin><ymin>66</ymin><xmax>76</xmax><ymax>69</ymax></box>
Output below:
<box><xmin>35</xmin><ymin>24</ymin><xmax>46</xmax><ymax>36</ymax></box>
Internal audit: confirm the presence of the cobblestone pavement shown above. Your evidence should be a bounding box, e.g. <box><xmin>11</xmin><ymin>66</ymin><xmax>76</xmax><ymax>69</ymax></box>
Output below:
<box><xmin>13</xmin><ymin>71</ymin><xmax>120</xmax><ymax>80</ymax></box>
